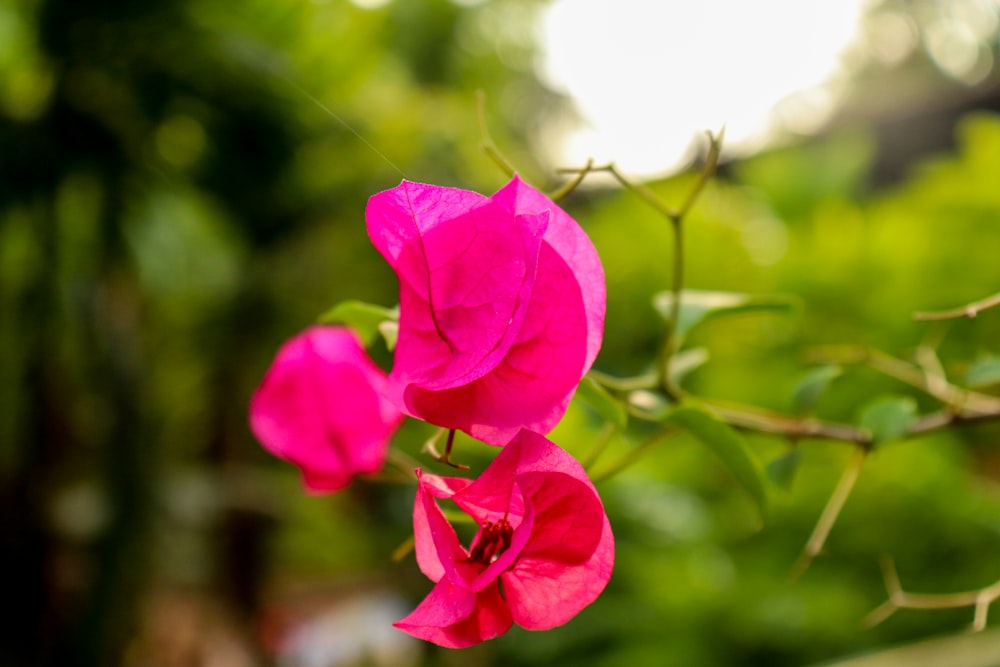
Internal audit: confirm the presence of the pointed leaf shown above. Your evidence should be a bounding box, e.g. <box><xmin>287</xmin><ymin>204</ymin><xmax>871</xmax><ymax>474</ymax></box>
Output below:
<box><xmin>575</xmin><ymin>375</ymin><xmax>627</xmax><ymax>429</ymax></box>
<box><xmin>965</xmin><ymin>356</ymin><xmax>1000</xmax><ymax>388</ymax></box>
<box><xmin>318</xmin><ymin>300</ymin><xmax>398</xmax><ymax>347</ymax></box>
<box><xmin>766</xmin><ymin>449</ymin><xmax>801</xmax><ymax>491</ymax></box>
<box><xmin>669</xmin><ymin>347</ymin><xmax>710</xmax><ymax>386</ymax></box>
<box><xmin>653</xmin><ymin>289</ymin><xmax>799</xmax><ymax>339</ymax></box>
<box><xmin>792</xmin><ymin>365</ymin><xmax>842</xmax><ymax>414</ymax></box>
<box><xmin>859</xmin><ymin>396</ymin><xmax>918</xmax><ymax>445</ymax></box>
<box><xmin>664</xmin><ymin>405</ymin><xmax>768</xmax><ymax>520</ymax></box>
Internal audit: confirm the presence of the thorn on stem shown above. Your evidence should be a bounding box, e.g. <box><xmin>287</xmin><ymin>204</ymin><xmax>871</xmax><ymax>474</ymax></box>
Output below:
<box><xmin>424</xmin><ymin>428</ymin><xmax>469</xmax><ymax>471</ymax></box>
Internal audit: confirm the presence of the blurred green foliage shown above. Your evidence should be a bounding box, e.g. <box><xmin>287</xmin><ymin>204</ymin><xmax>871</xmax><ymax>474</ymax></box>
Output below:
<box><xmin>2</xmin><ymin>1</ymin><xmax>1000</xmax><ymax>666</ymax></box>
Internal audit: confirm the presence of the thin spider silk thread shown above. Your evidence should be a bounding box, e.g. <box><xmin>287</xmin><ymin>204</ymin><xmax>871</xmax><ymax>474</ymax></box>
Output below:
<box><xmin>274</xmin><ymin>72</ymin><xmax>408</xmax><ymax>180</ymax></box>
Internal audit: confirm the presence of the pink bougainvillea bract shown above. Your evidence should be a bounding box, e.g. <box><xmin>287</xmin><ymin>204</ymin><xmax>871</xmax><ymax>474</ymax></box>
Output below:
<box><xmin>249</xmin><ymin>326</ymin><xmax>403</xmax><ymax>493</ymax></box>
<box><xmin>366</xmin><ymin>176</ymin><xmax>605</xmax><ymax>445</ymax></box>
<box><xmin>393</xmin><ymin>429</ymin><xmax>614</xmax><ymax>648</ymax></box>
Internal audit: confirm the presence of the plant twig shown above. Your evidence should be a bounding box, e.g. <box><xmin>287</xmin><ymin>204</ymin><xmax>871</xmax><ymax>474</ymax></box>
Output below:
<box><xmin>809</xmin><ymin>345</ymin><xmax>1000</xmax><ymax>415</ymax></box>
<box><xmin>592</xmin><ymin>373</ymin><xmax>1000</xmax><ymax>446</ymax></box>
<box><xmin>558</xmin><ymin>162</ymin><xmax>678</xmax><ymax>219</ymax></box>
<box><xmin>476</xmin><ymin>89</ymin><xmax>515</xmax><ymax>178</ymax></box>
<box><xmin>675</xmin><ymin>129</ymin><xmax>724</xmax><ymax>221</ymax></box>
<box><xmin>563</xmin><ymin>132</ymin><xmax>723</xmax><ymax>398</ymax></box>
<box><xmin>380</xmin><ymin>448</ymin><xmax>421</xmax><ymax>482</ymax></box>
<box><xmin>701</xmin><ymin>398</ymin><xmax>869</xmax><ymax>444</ymax></box>
<box><xmin>582</xmin><ymin>421</ymin><xmax>618</xmax><ymax>470</ymax></box>
<box><xmin>423</xmin><ymin>428</ymin><xmax>469</xmax><ymax>471</ymax></box>
<box><xmin>391</xmin><ymin>535</ymin><xmax>415</xmax><ymax>562</ymax></box>
<box><xmin>590</xmin><ymin>429</ymin><xmax>675</xmax><ymax>484</ymax></box>
<box><xmin>864</xmin><ymin>555</ymin><xmax>1000</xmax><ymax>631</ymax></box>
<box><xmin>790</xmin><ymin>446</ymin><xmax>868</xmax><ymax>580</ymax></box>
<box><xmin>914</xmin><ymin>291</ymin><xmax>1000</xmax><ymax>321</ymax></box>
<box><xmin>549</xmin><ymin>158</ymin><xmax>594</xmax><ymax>201</ymax></box>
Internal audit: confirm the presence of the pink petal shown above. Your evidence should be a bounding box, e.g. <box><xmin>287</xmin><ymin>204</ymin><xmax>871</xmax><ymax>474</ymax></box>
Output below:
<box><xmin>372</xmin><ymin>177</ymin><xmax>606</xmax><ymax>445</ymax></box>
<box><xmin>450</xmin><ymin>432</ymin><xmax>523</xmax><ymax>518</ymax></box>
<box><xmin>412</xmin><ymin>471</ymin><xmax>471</xmax><ymax>583</ymax></box>
<box><xmin>501</xmin><ymin>514</ymin><xmax>613</xmax><ymax>630</ymax></box>
<box><xmin>512</xmin><ymin>471</ymin><xmax>604</xmax><ymax>563</ymax></box>
<box><xmin>490</xmin><ymin>430</ymin><xmax>614</xmax><ymax>630</ymax></box>
<box><xmin>501</xmin><ymin>476</ymin><xmax>614</xmax><ymax>629</ymax></box>
<box><xmin>400</xmin><ymin>243</ymin><xmax>588</xmax><ymax>444</ymax></box>
<box><xmin>419</xmin><ymin>472</ymin><xmax>474</xmax><ymax>500</ymax></box>
<box><xmin>393</xmin><ymin>579</ymin><xmax>512</xmax><ymax>649</ymax></box>
<box><xmin>367</xmin><ymin>181</ymin><xmax>548</xmax><ymax>391</ymax></box>
<box><xmin>248</xmin><ymin>327</ymin><xmax>402</xmax><ymax>494</ymax></box>
<box><xmin>497</xmin><ymin>176</ymin><xmax>606</xmax><ymax>374</ymax></box>
<box><xmin>401</xmin><ymin>431</ymin><xmax>613</xmax><ymax>643</ymax></box>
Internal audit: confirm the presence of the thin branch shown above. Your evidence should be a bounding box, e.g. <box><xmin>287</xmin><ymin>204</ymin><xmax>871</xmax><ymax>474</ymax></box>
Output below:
<box><xmin>659</xmin><ymin>204</ymin><xmax>686</xmax><ymax>397</ymax></box>
<box><xmin>675</xmin><ymin>129</ymin><xmax>724</xmax><ymax>221</ymax></box>
<box><xmin>914</xmin><ymin>291</ymin><xmax>1000</xmax><ymax>321</ymax></box>
<box><xmin>582</xmin><ymin>421</ymin><xmax>618</xmax><ymax>470</ymax></box>
<box><xmin>587</xmin><ymin>369</ymin><xmax>659</xmax><ymax>392</ymax></box>
<box><xmin>391</xmin><ymin>535</ymin><xmax>415</xmax><ymax>562</ymax></box>
<box><xmin>809</xmin><ymin>345</ymin><xmax>1000</xmax><ymax>415</ymax></box>
<box><xmin>558</xmin><ymin>162</ymin><xmax>677</xmax><ymax>219</ymax></box>
<box><xmin>864</xmin><ymin>555</ymin><xmax>1000</xmax><ymax>631</ymax></box>
<box><xmin>422</xmin><ymin>428</ymin><xmax>469</xmax><ymax>471</ymax></box>
<box><xmin>591</xmin><ymin>371</ymin><xmax>1000</xmax><ymax>447</ymax></box>
<box><xmin>701</xmin><ymin>398</ymin><xmax>869</xmax><ymax>444</ymax></box>
<box><xmin>790</xmin><ymin>446</ymin><xmax>867</xmax><ymax>580</ymax></box>
<box><xmin>549</xmin><ymin>157</ymin><xmax>594</xmax><ymax>201</ymax></box>
<box><xmin>378</xmin><ymin>448</ymin><xmax>421</xmax><ymax>483</ymax></box>
<box><xmin>476</xmin><ymin>89</ymin><xmax>515</xmax><ymax>178</ymax></box>
<box><xmin>590</xmin><ymin>429</ymin><xmax>675</xmax><ymax>484</ymax></box>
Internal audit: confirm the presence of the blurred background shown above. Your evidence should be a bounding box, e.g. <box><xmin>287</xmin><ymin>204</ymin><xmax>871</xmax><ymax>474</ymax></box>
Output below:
<box><xmin>2</xmin><ymin>0</ymin><xmax>1000</xmax><ymax>665</ymax></box>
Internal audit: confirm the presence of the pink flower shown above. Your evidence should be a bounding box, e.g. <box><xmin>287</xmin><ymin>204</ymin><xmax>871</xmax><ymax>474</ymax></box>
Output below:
<box><xmin>366</xmin><ymin>176</ymin><xmax>605</xmax><ymax>445</ymax></box>
<box><xmin>249</xmin><ymin>326</ymin><xmax>403</xmax><ymax>493</ymax></box>
<box><xmin>394</xmin><ymin>430</ymin><xmax>614</xmax><ymax>648</ymax></box>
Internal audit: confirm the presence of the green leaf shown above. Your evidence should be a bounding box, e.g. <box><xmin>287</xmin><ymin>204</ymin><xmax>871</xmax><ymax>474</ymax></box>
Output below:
<box><xmin>765</xmin><ymin>449</ymin><xmax>801</xmax><ymax>491</ymax></box>
<box><xmin>318</xmin><ymin>300</ymin><xmax>398</xmax><ymax>347</ymax></box>
<box><xmin>669</xmin><ymin>347</ymin><xmax>710</xmax><ymax>386</ymax></box>
<box><xmin>664</xmin><ymin>405</ymin><xmax>768</xmax><ymax>520</ymax></box>
<box><xmin>575</xmin><ymin>376</ymin><xmax>628</xmax><ymax>430</ymax></box>
<box><xmin>652</xmin><ymin>289</ymin><xmax>799</xmax><ymax>339</ymax></box>
<box><xmin>626</xmin><ymin>390</ymin><xmax>671</xmax><ymax>422</ymax></box>
<box><xmin>858</xmin><ymin>396</ymin><xmax>918</xmax><ymax>445</ymax></box>
<box><xmin>792</xmin><ymin>365</ymin><xmax>842</xmax><ymax>414</ymax></box>
<box><xmin>588</xmin><ymin>369</ymin><xmax>658</xmax><ymax>391</ymax></box>
<box><xmin>378</xmin><ymin>320</ymin><xmax>399</xmax><ymax>352</ymax></box>
<box><xmin>965</xmin><ymin>356</ymin><xmax>1000</xmax><ymax>388</ymax></box>
<box><xmin>818</xmin><ymin>625</ymin><xmax>1000</xmax><ymax>667</ymax></box>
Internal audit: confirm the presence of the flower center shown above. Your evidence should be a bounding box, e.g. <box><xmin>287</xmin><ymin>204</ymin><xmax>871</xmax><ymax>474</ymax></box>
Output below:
<box><xmin>467</xmin><ymin>518</ymin><xmax>513</xmax><ymax>567</ymax></box>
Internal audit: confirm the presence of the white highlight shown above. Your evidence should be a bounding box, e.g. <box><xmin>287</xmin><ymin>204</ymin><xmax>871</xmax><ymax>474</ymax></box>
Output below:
<box><xmin>538</xmin><ymin>0</ymin><xmax>866</xmax><ymax>177</ymax></box>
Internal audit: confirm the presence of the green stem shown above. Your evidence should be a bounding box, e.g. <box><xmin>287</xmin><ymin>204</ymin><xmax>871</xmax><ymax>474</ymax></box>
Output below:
<box><xmin>582</xmin><ymin>422</ymin><xmax>617</xmax><ymax>470</ymax></box>
<box><xmin>590</xmin><ymin>429</ymin><xmax>674</xmax><ymax>484</ymax></box>
<box><xmin>659</xmin><ymin>216</ymin><xmax>684</xmax><ymax>396</ymax></box>
<box><xmin>549</xmin><ymin>158</ymin><xmax>594</xmax><ymax>201</ymax></box>
<box><xmin>439</xmin><ymin>429</ymin><xmax>469</xmax><ymax>471</ymax></box>
<box><xmin>476</xmin><ymin>90</ymin><xmax>515</xmax><ymax>178</ymax></box>
<box><xmin>384</xmin><ymin>448</ymin><xmax>420</xmax><ymax>481</ymax></box>
<box><xmin>790</xmin><ymin>445</ymin><xmax>867</xmax><ymax>580</ymax></box>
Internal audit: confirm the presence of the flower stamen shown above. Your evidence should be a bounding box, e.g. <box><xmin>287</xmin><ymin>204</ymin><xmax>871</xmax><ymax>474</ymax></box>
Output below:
<box><xmin>467</xmin><ymin>518</ymin><xmax>513</xmax><ymax>566</ymax></box>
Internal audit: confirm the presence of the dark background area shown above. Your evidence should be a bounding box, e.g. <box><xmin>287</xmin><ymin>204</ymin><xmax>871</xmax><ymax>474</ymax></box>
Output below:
<box><xmin>3</xmin><ymin>1</ymin><xmax>1000</xmax><ymax>665</ymax></box>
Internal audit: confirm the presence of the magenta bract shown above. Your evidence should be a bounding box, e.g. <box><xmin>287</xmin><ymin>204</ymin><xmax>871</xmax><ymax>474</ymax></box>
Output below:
<box><xmin>249</xmin><ymin>326</ymin><xmax>403</xmax><ymax>493</ymax></box>
<box><xmin>394</xmin><ymin>430</ymin><xmax>614</xmax><ymax>648</ymax></box>
<box><xmin>366</xmin><ymin>176</ymin><xmax>606</xmax><ymax>445</ymax></box>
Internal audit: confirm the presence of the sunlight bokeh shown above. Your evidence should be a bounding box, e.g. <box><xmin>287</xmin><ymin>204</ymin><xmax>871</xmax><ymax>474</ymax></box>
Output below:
<box><xmin>538</xmin><ymin>0</ymin><xmax>867</xmax><ymax>175</ymax></box>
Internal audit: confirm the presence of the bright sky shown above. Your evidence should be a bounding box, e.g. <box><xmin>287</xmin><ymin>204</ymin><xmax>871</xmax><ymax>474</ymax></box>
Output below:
<box><xmin>538</xmin><ymin>0</ymin><xmax>868</xmax><ymax>177</ymax></box>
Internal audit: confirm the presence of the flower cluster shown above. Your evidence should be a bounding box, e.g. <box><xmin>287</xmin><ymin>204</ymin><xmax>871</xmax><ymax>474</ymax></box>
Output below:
<box><xmin>249</xmin><ymin>176</ymin><xmax>612</xmax><ymax>647</ymax></box>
